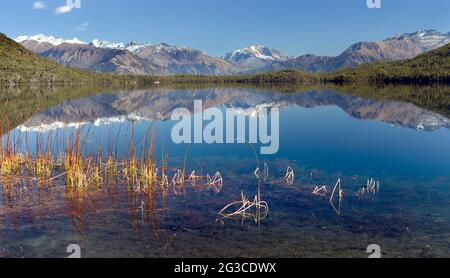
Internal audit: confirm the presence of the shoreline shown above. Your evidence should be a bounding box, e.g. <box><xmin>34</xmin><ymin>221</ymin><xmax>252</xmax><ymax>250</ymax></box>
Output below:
<box><xmin>1</xmin><ymin>74</ymin><xmax>449</xmax><ymax>86</ymax></box>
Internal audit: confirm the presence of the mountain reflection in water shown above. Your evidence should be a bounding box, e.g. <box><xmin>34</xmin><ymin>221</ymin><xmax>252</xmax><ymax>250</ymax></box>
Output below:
<box><xmin>17</xmin><ymin>88</ymin><xmax>450</xmax><ymax>132</ymax></box>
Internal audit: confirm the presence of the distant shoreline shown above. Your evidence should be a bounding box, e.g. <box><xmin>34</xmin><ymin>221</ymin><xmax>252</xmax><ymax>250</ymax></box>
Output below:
<box><xmin>1</xmin><ymin>69</ymin><xmax>449</xmax><ymax>86</ymax></box>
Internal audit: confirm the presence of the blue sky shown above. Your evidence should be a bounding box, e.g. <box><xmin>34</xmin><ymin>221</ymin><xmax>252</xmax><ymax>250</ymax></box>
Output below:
<box><xmin>1</xmin><ymin>0</ymin><xmax>449</xmax><ymax>56</ymax></box>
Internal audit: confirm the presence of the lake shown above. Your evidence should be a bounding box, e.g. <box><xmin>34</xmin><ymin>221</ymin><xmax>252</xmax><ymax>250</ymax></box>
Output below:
<box><xmin>0</xmin><ymin>85</ymin><xmax>449</xmax><ymax>258</ymax></box>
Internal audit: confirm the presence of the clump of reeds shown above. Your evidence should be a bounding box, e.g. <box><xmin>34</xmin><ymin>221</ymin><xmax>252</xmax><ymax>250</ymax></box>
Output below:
<box><xmin>218</xmin><ymin>190</ymin><xmax>269</xmax><ymax>223</ymax></box>
<box><xmin>0</xmin><ymin>120</ymin><xmax>231</xmax><ymax>225</ymax></box>
<box><xmin>34</xmin><ymin>152</ymin><xmax>54</xmax><ymax>179</ymax></box>
<box><xmin>284</xmin><ymin>166</ymin><xmax>295</xmax><ymax>185</ymax></box>
<box><xmin>0</xmin><ymin>128</ymin><xmax>23</xmax><ymax>177</ymax></box>
<box><xmin>355</xmin><ymin>178</ymin><xmax>380</xmax><ymax>198</ymax></box>
<box><xmin>0</xmin><ymin>153</ymin><xmax>23</xmax><ymax>177</ymax></box>
<box><xmin>64</xmin><ymin>141</ymin><xmax>89</xmax><ymax>192</ymax></box>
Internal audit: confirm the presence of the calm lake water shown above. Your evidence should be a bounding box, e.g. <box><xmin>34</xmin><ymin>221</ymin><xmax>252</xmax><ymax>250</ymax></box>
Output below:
<box><xmin>1</xmin><ymin>86</ymin><xmax>449</xmax><ymax>258</ymax></box>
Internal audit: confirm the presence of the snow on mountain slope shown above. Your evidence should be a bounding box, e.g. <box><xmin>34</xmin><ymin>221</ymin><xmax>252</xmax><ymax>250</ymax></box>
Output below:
<box><xmin>392</xmin><ymin>29</ymin><xmax>450</xmax><ymax>50</ymax></box>
<box><xmin>248</xmin><ymin>29</ymin><xmax>450</xmax><ymax>74</ymax></box>
<box><xmin>90</xmin><ymin>39</ymin><xmax>152</xmax><ymax>53</ymax></box>
<box><xmin>223</xmin><ymin>45</ymin><xmax>292</xmax><ymax>71</ymax></box>
<box><xmin>225</xmin><ymin>45</ymin><xmax>291</xmax><ymax>63</ymax></box>
<box><xmin>13</xmin><ymin>29</ymin><xmax>450</xmax><ymax>75</ymax></box>
<box><xmin>15</xmin><ymin>34</ymin><xmax>86</xmax><ymax>46</ymax></box>
<box><xmin>90</xmin><ymin>39</ymin><xmax>126</xmax><ymax>50</ymax></box>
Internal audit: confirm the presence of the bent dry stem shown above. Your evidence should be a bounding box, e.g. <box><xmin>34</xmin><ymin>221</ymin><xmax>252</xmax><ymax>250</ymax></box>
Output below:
<box><xmin>218</xmin><ymin>190</ymin><xmax>269</xmax><ymax>223</ymax></box>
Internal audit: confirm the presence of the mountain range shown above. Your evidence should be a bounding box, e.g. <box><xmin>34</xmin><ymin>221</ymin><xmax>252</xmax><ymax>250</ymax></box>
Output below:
<box><xmin>15</xmin><ymin>30</ymin><xmax>449</xmax><ymax>76</ymax></box>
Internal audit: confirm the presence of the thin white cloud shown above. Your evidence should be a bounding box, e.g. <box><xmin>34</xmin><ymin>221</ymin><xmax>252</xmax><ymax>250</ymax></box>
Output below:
<box><xmin>55</xmin><ymin>0</ymin><xmax>81</xmax><ymax>14</ymax></box>
<box><xmin>74</xmin><ymin>22</ymin><xmax>89</xmax><ymax>32</ymax></box>
<box><xmin>32</xmin><ymin>1</ymin><xmax>47</xmax><ymax>10</ymax></box>
<box><xmin>55</xmin><ymin>5</ymin><xmax>74</xmax><ymax>14</ymax></box>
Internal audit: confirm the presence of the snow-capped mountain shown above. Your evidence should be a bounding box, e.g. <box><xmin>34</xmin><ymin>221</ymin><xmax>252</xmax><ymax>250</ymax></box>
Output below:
<box><xmin>90</xmin><ymin>40</ymin><xmax>197</xmax><ymax>56</ymax></box>
<box><xmin>15</xmin><ymin>34</ymin><xmax>86</xmax><ymax>46</ymax></box>
<box><xmin>90</xmin><ymin>39</ymin><xmax>126</xmax><ymax>50</ymax></box>
<box><xmin>125</xmin><ymin>41</ymin><xmax>153</xmax><ymax>53</ymax></box>
<box><xmin>392</xmin><ymin>29</ymin><xmax>450</xmax><ymax>50</ymax></box>
<box><xmin>90</xmin><ymin>39</ymin><xmax>152</xmax><ymax>53</ymax></box>
<box><xmin>15</xmin><ymin>34</ymin><xmax>238</xmax><ymax>75</ymax></box>
<box><xmin>224</xmin><ymin>45</ymin><xmax>291</xmax><ymax>71</ymax></box>
<box><xmin>225</xmin><ymin>45</ymin><xmax>291</xmax><ymax>62</ymax></box>
<box><xmin>131</xmin><ymin>43</ymin><xmax>238</xmax><ymax>75</ymax></box>
<box><xmin>248</xmin><ymin>29</ymin><xmax>450</xmax><ymax>74</ymax></box>
<box><xmin>14</xmin><ymin>29</ymin><xmax>450</xmax><ymax>75</ymax></box>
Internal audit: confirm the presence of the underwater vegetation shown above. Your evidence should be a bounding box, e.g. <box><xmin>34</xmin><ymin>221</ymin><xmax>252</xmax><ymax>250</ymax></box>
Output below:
<box><xmin>0</xmin><ymin>117</ymin><xmax>385</xmax><ymax>228</ymax></box>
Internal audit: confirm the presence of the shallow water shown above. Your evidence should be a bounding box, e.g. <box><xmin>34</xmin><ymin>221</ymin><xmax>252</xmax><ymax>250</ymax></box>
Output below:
<box><xmin>1</xmin><ymin>87</ymin><xmax>449</xmax><ymax>258</ymax></box>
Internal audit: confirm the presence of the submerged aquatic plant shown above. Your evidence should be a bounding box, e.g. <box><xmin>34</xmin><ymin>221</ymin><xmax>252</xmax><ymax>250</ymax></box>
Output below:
<box><xmin>355</xmin><ymin>178</ymin><xmax>380</xmax><ymax>198</ymax></box>
<box><xmin>172</xmin><ymin>169</ymin><xmax>185</xmax><ymax>194</ymax></box>
<box><xmin>253</xmin><ymin>167</ymin><xmax>260</xmax><ymax>178</ymax></box>
<box><xmin>218</xmin><ymin>190</ymin><xmax>269</xmax><ymax>223</ymax></box>
<box><xmin>263</xmin><ymin>162</ymin><xmax>269</xmax><ymax>181</ymax></box>
<box><xmin>329</xmin><ymin>178</ymin><xmax>344</xmax><ymax>215</ymax></box>
<box><xmin>1</xmin><ymin>115</ymin><xmax>386</xmax><ymax>229</ymax></box>
<box><xmin>253</xmin><ymin>163</ymin><xmax>269</xmax><ymax>181</ymax></box>
<box><xmin>312</xmin><ymin>185</ymin><xmax>328</xmax><ymax>197</ymax></box>
<box><xmin>284</xmin><ymin>166</ymin><xmax>295</xmax><ymax>185</ymax></box>
<box><xmin>207</xmin><ymin>171</ymin><xmax>223</xmax><ymax>193</ymax></box>
<box><xmin>187</xmin><ymin>170</ymin><xmax>201</xmax><ymax>185</ymax></box>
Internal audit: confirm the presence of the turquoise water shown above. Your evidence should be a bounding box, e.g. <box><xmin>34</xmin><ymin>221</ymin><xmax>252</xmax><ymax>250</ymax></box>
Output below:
<box><xmin>1</xmin><ymin>88</ymin><xmax>449</xmax><ymax>258</ymax></box>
